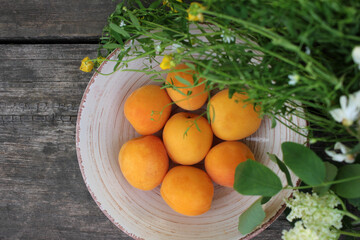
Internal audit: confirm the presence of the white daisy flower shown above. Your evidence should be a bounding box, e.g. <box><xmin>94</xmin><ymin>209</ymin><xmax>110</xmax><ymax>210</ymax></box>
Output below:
<box><xmin>352</xmin><ymin>46</ymin><xmax>360</xmax><ymax>69</ymax></box>
<box><xmin>325</xmin><ymin>142</ymin><xmax>355</xmax><ymax>164</ymax></box>
<box><xmin>119</xmin><ymin>20</ymin><xmax>126</xmax><ymax>27</ymax></box>
<box><xmin>288</xmin><ymin>74</ymin><xmax>300</xmax><ymax>86</ymax></box>
<box><xmin>329</xmin><ymin>90</ymin><xmax>360</xmax><ymax>126</ymax></box>
<box><xmin>155</xmin><ymin>44</ymin><xmax>162</xmax><ymax>53</ymax></box>
<box><xmin>172</xmin><ymin>43</ymin><xmax>181</xmax><ymax>51</ymax></box>
<box><xmin>124</xmin><ymin>39</ymin><xmax>134</xmax><ymax>50</ymax></box>
<box><xmin>220</xmin><ymin>31</ymin><xmax>235</xmax><ymax>44</ymax></box>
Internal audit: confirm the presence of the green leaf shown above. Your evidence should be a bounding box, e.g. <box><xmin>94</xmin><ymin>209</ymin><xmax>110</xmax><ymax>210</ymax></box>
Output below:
<box><xmin>149</xmin><ymin>0</ymin><xmax>162</xmax><ymax>9</ymax></box>
<box><xmin>349</xmin><ymin>143</ymin><xmax>360</xmax><ymax>154</ymax></box>
<box><xmin>137</xmin><ymin>38</ymin><xmax>153</xmax><ymax>45</ymax></box>
<box><xmin>109</xmin><ymin>29</ymin><xmax>123</xmax><ymax>44</ymax></box>
<box><xmin>153</xmin><ymin>31</ymin><xmax>170</xmax><ymax>40</ymax></box>
<box><xmin>102</xmin><ymin>43</ymin><xmax>122</xmax><ymax>49</ymax></box>
<box><xmin>184</xmin><ymin>62</ymin><xmax>196</xmax><ymax>70</ymax></box>
<box><xmin>238</xmin><ymin>198</ymin><xmax>265</xmax><ymax>235</ymax></box>
<box><xmin>347</xmin><ymin>198</ymin><xmax>360</xmax><ymax>211</ymax></box>
<box><xmin>313</xmin><ymin>162</ymin><xmax>338</xmax><ymax>195</ymax></box>
<box><xmin>234</xmin><ymin>159</ymin><xmax>283</xmax><ymax>197</ymax></box>
<box><xmin>193</xmin><ymin>120</ymin><xmax>201</xmax><ymax>132</ymax></box>
<box><xmin>282</xmin><ymin>142</ymin><xmax>325</xmax><ymax>186</ymax></box>
<box><xmin>175</xmin><ymin>75</ymin><xmax>192</xmax><ymax>86</ymax></box>
<box><xmin>127</xmin><ymin>12</ymin><xmax>141</xmax><ymax>30</ymax></box>
<box><xmin>170</xmin><ymin>85</ymin><xmax>187</xmax><ymax>96</ymax></box>
<box><xmin>333</xmin><ymin>164</ymin><xmax>360</xmax><ymax>199</ymax></box>
<box><xmin>271</xmin><ymin>117</ymin><xmax>277</xmax><ymax>128</ymax></box>
<box><xmin>268</xmin><ymin>153</ymin><xmax>293</xmax><ymax>187</ymax></box>
<box><xmin>228</xmin><ymin>88</ymin><xmax>236</xmax><ymax>99</ymax></box>
<box><xmin>109</xmin><ymin>22</ymin><xmax>130</xmax><ymax>38</ymax></box>
<box><xmin>207</xmin><ymin>102</ymin><xmax>215</xmax><ymax>123</ymax></box>
<box><xmin>203</xmin><ymin>60</ymin><xmax>214</xmax><ymax>75</ymax></box>
<box><xmin>134</xmin><ymin>0</ymin><xmax>145</xmax><ymax>9</ymax></box>
<box><xmin>114</xmin><ymin>3</ymin><xmax>124</xmax><ymax>15</ymax></box>
<box><xmin>261</xmin><ymin>196</ymin><xmax>272</xmax><ymax>204</ymax></box>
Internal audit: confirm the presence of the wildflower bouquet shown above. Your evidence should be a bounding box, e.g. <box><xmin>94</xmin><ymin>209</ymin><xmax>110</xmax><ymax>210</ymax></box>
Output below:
<box><xmin>81</xmin><ymin>0</ymin><xmax>360</xmax><ymax>239</ymax></box>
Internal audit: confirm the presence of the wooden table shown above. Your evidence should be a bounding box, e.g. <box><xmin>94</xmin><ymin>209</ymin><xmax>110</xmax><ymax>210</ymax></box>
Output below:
<box><xmin>0</xmin><ymin>1</ymin><xmax>293</xmax><ymax>239</ymax></box>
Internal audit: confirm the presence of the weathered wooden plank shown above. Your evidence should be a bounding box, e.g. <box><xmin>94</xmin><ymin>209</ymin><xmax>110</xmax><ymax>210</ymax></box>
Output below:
<box><xmin>0</xmin><ymin>44</ymin><xmax>131</xmax><ymax>240</ymax></box>
<box><xmin>0</xmin><ymin>121</ymin><xmax>133</xmax><ymax>240</ymax></box>
<box><xmin>0</xmin><ymin>0</ymin><xmax>117</xmax><ymax>40</ymax></box>
<box><xmin>0</xmin><ymin>44</ymin><xmax>291</xmax><ymax>240</ymax></box>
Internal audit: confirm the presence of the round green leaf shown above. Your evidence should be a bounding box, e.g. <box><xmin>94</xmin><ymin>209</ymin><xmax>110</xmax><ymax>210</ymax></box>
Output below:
<box><xmin>282</xmin><ymin>142</ymin><xmax>325</xmax><ymax>186</ymax></box>
<box><xmin>234</xmin><ymin>159</ymin><xmax>283</xmax><ymax>197</ymax></box>
<box><xmin>333</xmin><ymin>164</ymin><xmax>360</xmax><ymax>199</ymax></box>
<box><xmin>238</xmin><ymin>198</ymin><xmax>265</xmax><ymax>235</ymax></box>
<box><xmin>313</xmin><ymin>162</ymin><xmax>338</xmax><ymax>196</ymax></box>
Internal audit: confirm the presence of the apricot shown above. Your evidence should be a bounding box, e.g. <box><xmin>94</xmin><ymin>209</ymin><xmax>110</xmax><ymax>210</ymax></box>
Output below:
<box><xmin>209</xmin><ymin>89</ymin><xmax>262</xmax><ymax>140</ymax></box>
<box><xmin>124</xmin><ymin>85</ymin><xmax>172</xmax><ymax>135</ymax></box>
<box><xmin>118</xmin><ymin>135</ymin><xmax>169</xmax><ymax>191</ymax></box>
<box><xmin>205</xmin><ymin>141</ymin><xmax>255</xmax><ymax>187</ymax></box>
<box><xmin>162</xmin><ymin>112</ymin><xmax>213</xmax><ymax>165</ymax></box>
<box><xmin>160</xmin><ymin>166</ymin><xmax>214</xmax><ymax>216</ymax></box>
<box><xmin>166</xmin><ymin>64</ymin><xmax>208</xmax><ymax>110</ymax></box>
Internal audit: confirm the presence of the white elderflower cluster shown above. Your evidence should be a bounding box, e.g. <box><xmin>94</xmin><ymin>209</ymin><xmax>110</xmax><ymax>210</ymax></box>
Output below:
<box><xmin>282</xmin><ymin>191</ymin><xmax>343</xmax><ymax>240</ymax></box>
<box><xmin>282</xmin><ymin>221</ymin><xmax>320</xmax><ymax>240</ymax></box>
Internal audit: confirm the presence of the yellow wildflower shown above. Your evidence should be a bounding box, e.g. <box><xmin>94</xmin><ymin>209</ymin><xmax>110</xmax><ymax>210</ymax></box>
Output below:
<box><xmin>187</xmin><ymin>2</ymin><xmax>205</xmax><ymax>22</ymax></box>
<box><xmin>163</xmin><ymin>0</ymin><xmax>183</xmax><ymax>12</ymax></box>
<box><xmin>97</xmin><ymin>56</ymin><xmax>106</xmax><ymax>64</ymax></box>
<box><xmin>160</xmin><ymin>55</ymin><xmax>175</xmax><ymax>70</ymax></box>
<box><xmin>80</xmin><ymin>57</ymin><xmax>94</xmax><ymax>72</ymax></box>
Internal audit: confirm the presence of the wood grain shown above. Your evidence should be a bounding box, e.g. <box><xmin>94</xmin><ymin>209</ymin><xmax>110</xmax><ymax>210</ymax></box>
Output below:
<box><xmin>0</xmin><ymin>0</ymin><xmax>117</xmax><ymax>41</ymax></box>
<box><xmin>0</xmin><ymin>44</ymin><xmax>293</xmax><ymax>239</ymax></box>
<box><xmin>0</xmin><ymin>44</ymin><xmax>130</xmax><ymax>240</ymax></box>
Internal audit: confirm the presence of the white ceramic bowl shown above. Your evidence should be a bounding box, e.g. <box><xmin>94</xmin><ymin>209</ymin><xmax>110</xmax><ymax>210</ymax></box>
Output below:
<box><xmin>76</xmin><ymin>49</ymin><xmax>307</xmax><ymax>240</ymax></box>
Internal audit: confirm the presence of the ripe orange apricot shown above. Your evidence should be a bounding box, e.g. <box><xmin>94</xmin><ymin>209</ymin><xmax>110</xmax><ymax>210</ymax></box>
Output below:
<box><xmin>166</xmin><ymin>63</ymin><xmax>208</xmax><ymax>111</ymax></box>
<box><xmin>160</xmin><ymin>166</ymin><xmax>214</xmax><ymax>216</ymax></box>
<box><xmin>162</xmin><ymin>112</ymin><xmax>213</xmax><ymax>165</ymax></box>
<box><xmin>205</xmin><ymin>141</ymin><xmax>255</xmax><ymax>187</ymax></box>
<box><xmin>209</xmin><ymin>89</ymin><xmax>262</xmax><ymax>140</ymax></box>
<box><xmin>124</xmin><ymin>85</ymin><xmax>172</xmax><ymax>135</ymax></box>
<box><xmin>118</xmin><ymin>135</ymin><xmax>169</xmax><ymax>191</ymax></box>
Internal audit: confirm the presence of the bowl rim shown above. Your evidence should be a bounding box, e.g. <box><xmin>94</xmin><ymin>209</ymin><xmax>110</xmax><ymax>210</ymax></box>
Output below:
<box><xmin>75</xmin><ymin>48</ymin><xmax>301</xmax><ymax>240</ymax></box>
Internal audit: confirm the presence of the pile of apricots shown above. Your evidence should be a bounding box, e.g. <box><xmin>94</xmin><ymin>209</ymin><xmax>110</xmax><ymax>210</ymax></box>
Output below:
<box><xmin>118</xmin><ymin>63</ymin><xmax>262</xmax><ymax>216</ymax></box>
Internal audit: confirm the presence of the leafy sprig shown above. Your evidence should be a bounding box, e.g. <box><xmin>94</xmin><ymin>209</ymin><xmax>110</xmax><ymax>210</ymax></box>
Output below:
<box><xmin>234</xmin><ymin>142</ymin><xmax>360</xmax><ymax>236</ymax></box>
<box><xmin>95</xmin><ymin>0</ymin><xmax>360</xmax><ymax>148</ymax></box>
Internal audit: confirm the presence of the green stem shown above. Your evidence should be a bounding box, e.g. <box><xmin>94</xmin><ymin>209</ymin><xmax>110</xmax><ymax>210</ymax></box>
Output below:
<box><xmin>334</xmin><ymin>194</ymin><xmax>347</xmax><ymax>212</ymax></box>
<box><xmin>345</xmin><ymin>126</ymin><xmax>360</xmax><ymax>141</ymax></box>
<box><xmin>142</xmin><ymin>20</ymin><xmax>186</xmax><ymax>35</ymax></box>
<box><xmin>337</xmin><ymin>230</ymin><xmax>360</xmax><ymax>237</ymax></box>
<box><xmin>352</xmin><ymin>218</ymin><xmax>360</xmax><ymax>225</ymax></box>
<box><xmin>335</xmin><ymin>210</ymin><xmax>360</xmax><ymax>221</ymax></box>
<box><xmin>285</xmin><ymin>175</ymin><xmax>360</xmax><ymax>190</ymax></box>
